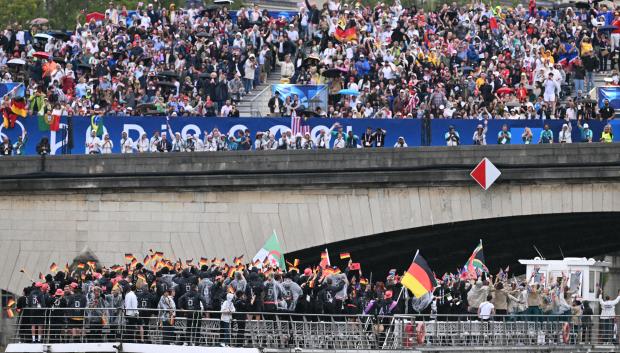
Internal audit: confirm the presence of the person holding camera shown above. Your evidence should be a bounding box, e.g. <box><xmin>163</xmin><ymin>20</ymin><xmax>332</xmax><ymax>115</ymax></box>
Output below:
<box><xmin>445</xmin><ymin>125</ymin><xmax>460</xmax><ymax>146</ymax></box>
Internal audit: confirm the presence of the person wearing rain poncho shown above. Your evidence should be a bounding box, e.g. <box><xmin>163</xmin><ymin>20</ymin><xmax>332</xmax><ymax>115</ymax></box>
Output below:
<box><xmin>220</xmin><ymin>293</ymin><xmax>236</xmax><ymax>346</ymax></box>
<box><xmin>394</xmin><ymin>136</ymin><xmax>408</xmax><ymax>148</ymax></box>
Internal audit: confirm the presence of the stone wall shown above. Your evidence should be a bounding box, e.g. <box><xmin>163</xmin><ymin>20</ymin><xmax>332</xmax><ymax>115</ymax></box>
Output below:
<box><xmin>1</xmin><ymin>144</ymin><xmax>620</xmax><ymax>293</ymax></box>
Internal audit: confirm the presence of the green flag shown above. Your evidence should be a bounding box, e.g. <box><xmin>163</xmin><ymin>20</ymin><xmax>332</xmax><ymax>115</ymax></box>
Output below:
<box><xmin>37</xmin><ymin>114</ymin><xmax>51</xmax><ymax>132</ymax></box>
<box><xmin>91</xmin><ymin>115</ymin><xmax>104</xmax><ymax>137</ymax></box>
<box><xmin>252</xmin><ymin>231</ymin><xmax>285</xmax><ymax>269</ymax></box>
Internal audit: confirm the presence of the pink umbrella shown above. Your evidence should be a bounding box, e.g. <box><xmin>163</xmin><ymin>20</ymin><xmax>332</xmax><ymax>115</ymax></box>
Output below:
<box><xmin>496</xmin><ymin>87</ymin><xmax>514</xmax><ymax>95</ymax></box>
<box><xmin>86</xmin><ymin>12</ymin><xmax>106</xmax><ymax>23</ymax></box>
<box><xmin>33</xmin><ymin>51</ymin><xmax>51</xmax><ymax>60</ymax></box>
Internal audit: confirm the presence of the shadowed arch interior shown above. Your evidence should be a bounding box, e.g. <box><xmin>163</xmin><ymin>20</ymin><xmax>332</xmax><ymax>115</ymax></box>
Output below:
<box><xmin>286</xmin><ymin>212</ymin><xmax>620</xmax><ymax>279</ymax></box>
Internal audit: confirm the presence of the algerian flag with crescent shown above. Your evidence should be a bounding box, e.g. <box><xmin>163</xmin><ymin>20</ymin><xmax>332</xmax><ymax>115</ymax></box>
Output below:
<box><xmin>252</xmin><ymin>231</ymin><xmax>285</xmax><ymax>269</ymax></box>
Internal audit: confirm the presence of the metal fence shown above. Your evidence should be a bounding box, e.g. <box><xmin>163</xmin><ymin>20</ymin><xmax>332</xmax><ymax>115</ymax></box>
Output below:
<box><xmin>6</xmin><ymin>309</ymin><xmax>620</xmax><ymax>349</ymax></box>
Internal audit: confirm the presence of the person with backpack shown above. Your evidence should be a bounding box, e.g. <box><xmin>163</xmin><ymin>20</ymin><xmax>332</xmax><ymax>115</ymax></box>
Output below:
<box><xmin>136</xmin><ymin>282</ymin><xmax>156</xmax><ymax>343</ymax></box>
<box><xmin>178</xmin><ymin>283</ymin><xmax>206</xmax><ymax>345</ymax></box>
<box><xmin>27</xmin><ymin>282</ymin><xmax>46</xmax><ymax>343</ymax></box>
<box><xmin>66</xmin><ymin>283</ymin><xmax>87</xmax><ymax>342</ymax></box>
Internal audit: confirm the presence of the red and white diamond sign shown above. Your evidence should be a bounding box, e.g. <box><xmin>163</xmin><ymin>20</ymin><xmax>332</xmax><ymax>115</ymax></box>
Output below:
<box><xmin>470</xmin><ymin>158</ymin><xmax>501</xmax><ymax>190</ymax></box>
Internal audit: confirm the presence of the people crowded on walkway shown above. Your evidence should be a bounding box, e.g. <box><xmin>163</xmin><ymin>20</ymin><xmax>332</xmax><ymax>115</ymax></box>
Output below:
<box><xmin>9</xmin><ymin>247</ymin><xmax>620</xmax><ymax>346</ymax></box>
<box><xmin>0</xmin><ymin>0</ymin><xmax>617</xmax><ymax>120</ymax></box>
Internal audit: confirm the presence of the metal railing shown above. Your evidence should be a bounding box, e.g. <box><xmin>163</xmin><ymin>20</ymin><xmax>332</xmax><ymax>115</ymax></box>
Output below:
<box><xmin>6</xmin><ymin>309</ymin><xmax>620</xmax><ymax>349</ymax></box>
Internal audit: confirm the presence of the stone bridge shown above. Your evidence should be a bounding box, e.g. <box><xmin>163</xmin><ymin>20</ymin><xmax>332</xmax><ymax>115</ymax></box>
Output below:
<box><xmin>0</xmin><ymin>144</ymin><xmax>619</xmax><ymax>293</ymax></box>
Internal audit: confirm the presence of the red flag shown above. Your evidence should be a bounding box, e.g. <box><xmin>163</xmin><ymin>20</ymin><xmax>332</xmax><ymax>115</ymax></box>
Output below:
<box><xmin>349</xmin><ymin>262</ymin><xmax>361</xmax><ymax>271</ymax></box>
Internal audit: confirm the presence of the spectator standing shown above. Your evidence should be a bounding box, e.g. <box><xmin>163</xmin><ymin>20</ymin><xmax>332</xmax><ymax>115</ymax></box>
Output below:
<box><xmin>244</xmin><ymin>55</ymin><xmax>257</xmax><ymax>95</ymax></box>
<box><xmin>86</xmin><ymin>130</ymin><xmax>101</xmax><ymax>154</ymax></box>
<box><xmin>0</xmin><ymin>136</ymin><xmax>12</xmax><ymax>155</ymax></box>
<box><xmin>600</xmin><ymin>124</ymin><xmax>613</xmax><ymax>143</ymax></box>
<box><xmin>558</xmin><ymin>123</ymin><xmax>572</xmax><ymax>144</ymax></box>
<box><xmin>598</xmin><ymin>290</ymin><xmax>620</xmax><ymax>344</ymax></box>
<box><xmin>478</xmin><ymin>295</ymin><xmax>495</xmax><ymax>321</ymax></box>
<box><xmin>578</xmin><ymin>120</ymin><xmax>593</xmax><ymax>143</ymax></box>
<box><xmin>394</xmin><ymin>136</ymin><xmax>408</xmax><ymax>148</ymax></box>
<box><xmin>220</xmin><ymin>293</ymin><xmax>236</xmax><ymax>347</ymax></box>
<box><xmin>600</xmin><ymin>99</ymin><xmax>615</xmax><ymax>120</ymax></box>
<box><xmin>101</xmin><ymin>134</ymin><xmax>114</xmax><ymax>154</ymax></box>
<box><xmin>497</xmin><ymin>125</ymin><xmax>512</xmax><ymax>145</ymax></box>
<box><xmin>120</xmin><ymin>131</ymin><xmax>134</xmax><ymax>154</ymax></box>
<box><xmin>473</xmin><ymin>122</ymin><xmax>487</xmax><ymax>145</ymax></box>
<box><xmin>12</xmin><ymin>132</ymin><xmax>27</xmax><ymax>156</ymax></box>
<box><xmin>538</xmin><ymin>124</ymin><xmax>553</xmax><ymax>144</ymax></box>
<box><xmin>445</xmin><ymin>126</ymin><xmax>460</xmax><ymax>146</ymax></box>
<box><xmin>268</xmin><ymin>92</ymin><xmax>284</xmax><ymax>117</ymax></box>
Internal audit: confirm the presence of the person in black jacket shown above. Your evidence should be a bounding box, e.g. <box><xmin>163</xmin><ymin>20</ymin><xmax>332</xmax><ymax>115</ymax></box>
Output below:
<box><xmin>232</xmin><ymin>290</ymin><xmax>249</xmax><ymax>346</ymax></box>
<box><xmin>157</xmin><ymin>133</ymin><xmax>172</xmax><ymax>152</ymax></box>
<box><xmin>36</xmin><ymin>137</ymin><xmax>50</xmax><ymax>155</ymax></box>
<box><xmin>267</xmin><ymin>91</ymin><xmax>284</xmax><ymax>116</ymax></box>
<box><xmin>136</xmin><ymin>285</ymin><xmax>156</xmax><ymax>343</ymax></box>
<box><xmin>178</xmin><ymin>284</ymin><xmax>207</xmax><ymax>345</ymax></box>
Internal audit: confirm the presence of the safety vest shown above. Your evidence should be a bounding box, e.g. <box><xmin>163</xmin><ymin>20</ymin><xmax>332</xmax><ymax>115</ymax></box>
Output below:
<box><xmin>601</xmin><ymin>132</ymin><xmax>613</xmax><ymax>143</ymax></box>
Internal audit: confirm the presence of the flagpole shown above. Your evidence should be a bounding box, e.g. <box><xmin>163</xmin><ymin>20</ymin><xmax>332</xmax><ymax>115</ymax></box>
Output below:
<box><xmin>412</xmin><ymin>249</ymin><xmax>420</xmax><ymax>262</ymax></box>
<box><xmin>397</xmin><ymin>249</ymin><xmax>419</xmax><ymax>305</ymax></box>
<box><xmin>325</xmin><ymin>248</ymin><xmax>331</xmax><ymax>267</ymax></box>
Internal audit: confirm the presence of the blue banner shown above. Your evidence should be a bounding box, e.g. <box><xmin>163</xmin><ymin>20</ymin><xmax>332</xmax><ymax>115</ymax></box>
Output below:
<box><xmin>430</xmin><ymin>119</ymin><xmax>611</xmax><ymax>146</ymax></box>
<box><xmin>598</xmin><ymin>87</ymin><xmax>620</xmax><ymax>110</ymax></box>
<box><xmin>0</xmin><ymin>116</ymin><xmax>421</xmax><ymax>155</ymax></box>
<box><xmin>272</xmin><ymin>84</ymin><xmax>327</xmax><ymax>109</ymax></box>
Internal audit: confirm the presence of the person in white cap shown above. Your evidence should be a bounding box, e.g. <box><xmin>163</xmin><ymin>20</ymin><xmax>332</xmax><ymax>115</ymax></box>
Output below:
<box><xmin>101</xmin><ymin>133</ymin><xmax>113</xmax><ymax>154</ymax></box>
<box><xmin>86</xmin><ymin>129</ymin><xmax>102</xmax><ymax>154</ymax></box>
<box><xmin>577</xmin><ymin>120</ymin><xmax>593</xmax><ymax>143</ymax></box>
<box><xmin>558</xmin><ymin>122</ymin><xmax>572</xmax><ymax>144</ymax></box>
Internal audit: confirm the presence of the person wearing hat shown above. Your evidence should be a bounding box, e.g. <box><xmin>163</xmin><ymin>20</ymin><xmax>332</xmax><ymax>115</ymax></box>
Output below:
<box><xmin>244</xmin><ymin>53</ymin><xmax>257</xmax><ymax>94</ymax></box>
<box><xmin>473</xmin><ymin>120</ymin><xmax>488</xmax><ymax>145</ymax></box>
<box><xmin>577</xmin><ymin>119</ymin><xmax>593</xmax><ymax>143</ymax></box>
<box><xmin>48</xmin><ymin>288</ymin><xmax>68</xmax><ymax>343</ymax></box>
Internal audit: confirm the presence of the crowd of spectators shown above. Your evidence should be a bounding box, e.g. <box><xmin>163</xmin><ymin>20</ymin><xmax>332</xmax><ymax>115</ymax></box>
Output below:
<box><xmin>0</xmin><ymin>0</ymin><xmax>618</xmax><ymax>120</ymax></box>
<box><xmin>12</xmin><ymin>253</ymin><xmax>620</xmax><ymax>346</ymax></box>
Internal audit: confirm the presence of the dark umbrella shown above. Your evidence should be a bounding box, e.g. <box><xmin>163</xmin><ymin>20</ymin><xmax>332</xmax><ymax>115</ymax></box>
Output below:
<box><xmin>77</xmin><ymin>63</ymin><xmax>92</xmax><ymax>71</ymax></box>
<box><xmin>157</xmin><ymin>81</ymin><xmax>177</xmax><ymax>88</ymax></box>
<box><xmin>301</xmin><ymin>109</ymin><xmax>316</xmax><ymax>117</ymax></box>
<box><xmin>136</xmin><ymin>103</ymin><xmax>156</xmax><ymax>112</ymax></box>
<box><xmin>575</xmin><ymin>2</ymin><xmax>590</xmax><ymax>9</ymax></box>
<box><xmin>195</xmin><ymin>31</ymin><xmax>209</xmax><ymax>38</ymax></box>
<box><xmin>199</xmin><ymin>72</ymin><xmax>214</xmax><ymax>79</ymax></box>
<box><xmin>49</xmin><ymin>30</ymin><xmax>70</xmax><ymax>41</ymax></box>
<box><xmin>461</xmin><ymin>66</ymin><xmax>474</xmax><ymax>73</ymax></box>
<box><xmin>204</xmin><ymin>4</ymin><xmax>221</xmax><ymax>10</ymax></box>
<box><xmin>322</xmin><ymin>68</ymin><xmax>341</xmax><ymax>78</ymax></box>
<box><xmin>158</xmin><ymin>71</ymin><xmax>181</xmax><ymax>79</ymax></box>
<box><xmin>598</xmin><ymin>25</ymin><xmax>620</xmax><ymax>32</ymax></box>
<box><xmin>53</xmin><ymin>57</ymin><xmax>66</xmax><ymax>64</ymax></box>
<box><xmin>553</xmin><ymin>3</ymin><xmax>573</xmax><ymax>9</ymax></box>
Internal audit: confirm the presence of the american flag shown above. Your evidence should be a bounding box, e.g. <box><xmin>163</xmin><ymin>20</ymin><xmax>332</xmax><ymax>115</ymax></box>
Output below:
<box><xmin>291</xmin><ymin>113</ymin><xmax>310</xmax><ymax>136</ymax></box>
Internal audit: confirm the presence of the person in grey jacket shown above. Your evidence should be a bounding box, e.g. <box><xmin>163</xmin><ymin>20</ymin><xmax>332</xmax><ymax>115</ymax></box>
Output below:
<box><xmin>158</xmin><ymin>288</ymin><xmax>176</xmax><ymax>345</ymax></box>
<box><xmin>282</xmin><ymin>275</ymin><xmax>303</xmax><ymax>311</ymax></box>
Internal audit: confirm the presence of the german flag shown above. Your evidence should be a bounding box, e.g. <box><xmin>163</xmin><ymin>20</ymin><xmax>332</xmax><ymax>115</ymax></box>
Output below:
<box><xmin>130</xmin><ymin>258</ymin><xmax>138</xmax><ymax>268</ymax></box>
<box><xmin>143</xmin><ymin>255</ymin><xmax>152</xmax><ymax>266</ymax></box>
<box><xmin>6</xmin><ymin>308</ymin><xmax>14</xmax><ymax>318</ymax></box>
<box><xmin>186</xmin><ymin>259</ymin><xmax>193</xmax><ymax>266</ymax></box>
<box><xmin>233</xmin><ymin>255</ymin><xmax>244</xmax><ymax>265</ymax></box>
<box><xmin>10</xmin><ymin>98</ymin><xmax>27</xmax><ymax>117</ymax></box>
<box><xmin>401</xmin><ymin>252</ymin><xmax>437</xmax><ymax>298</ymax></box>
<box><xmin>334</xmin><ymin>26</ymin><xmax>357</xmax><ymax>42</ymax></box>
<box><xmin>6</xmin><ymin>297</ymin><xmax>15</xmax><ymax>308</ymax></box>
<box><xmin>64</xmin><ymin>263</ymin><xmax>70</xmax><ymax>273</ymax></box>
<box><xmin>124</xmin><ymin>253</ymin><xmax>134</xmax><ymax>262</ymax></box>
<box><xmin>77</xmin><ymin>263</ymin><xmax>85</xmax><ymax>269</ymax></box>
<box><xmin>87</xmin><ymin>261</ymin><xmax>96</xmax><ymax>269</ymax></box>
<box><xmin>339</xmin><ymin>252</ymin><xmax>351</xmax><ymax>260</ymax></box>
<box><xmin>349</xmin><ymin>262</ymin><xmax>361</xmax><ymax>271</ymax></box>
<box><xmin>49</xmin><ymin>262</ymin><xmax>58</xmax><ymax>273</ymax></box>
<box><xmin>199</xmin><ymin>257</ymin><xmax>208</xmax><ymax>267</ymax></box>
<box><xmin>286</xmin><ymin>259</ymin><xmax>300</xmax><ymax>272</ymax></box>
<box><xmin>359</xmin><ymin>277</ymin><xmax>368</xmax><ymax>285</ymax></box>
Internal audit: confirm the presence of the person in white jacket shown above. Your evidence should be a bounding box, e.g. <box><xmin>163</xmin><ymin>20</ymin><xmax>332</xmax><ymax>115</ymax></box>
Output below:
<box><xmin>101</xmin><ymin>134</ymin><xmax>114</xmax><ymax>154</ymax></box>
<box><xmin>149</xmin><ymin>131</ymin><xmax>161</xmax><ymax>152</ymax></box>
<box><xmin>204</xmin><ymin>135</ymin><xmax>217</xmax><ymax>152</ymax></box>
<box><xmin>120</xmin><ymin>131</ymin><xmax>134</xmax><ymax>153</ymax></box>
<box><xmin>558</xmin><ymin>123</ymin><xmax>572</xmax><ymax>143</ymax></box>
<box><xmin>136</xmin><ymin>133</ymin><xmax>149</xmax><ymax>153</ymax></box>
<box><xmin>220</xmin><ymin>293</ymin><xmax>235</xmax><ymax>346</ymax></box>
<box><xmin>394</xmin><ymin>136</ymin><xmax>408</xmax><ymax>148</ymax></box>
<box><xmin>598</xmin><ymin>290</ymin><xmax>620</xmax><ymax>343</ymax></box>
<box><xmin>332</xmin><ymin>132</ymin><xmax>346</xmax><ymax>149</ymax></box>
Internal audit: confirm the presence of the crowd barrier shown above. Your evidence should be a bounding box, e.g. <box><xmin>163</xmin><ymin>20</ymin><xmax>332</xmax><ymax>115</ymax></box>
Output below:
<box><xmin>0</xmin><ymin>117</ymin><xmax>619</xmax><ymax>156</ymax></box>
<box><xmin>6</xmin><ymin>308</ymin><xmax>620</xmax><ymax>349</ymax></box>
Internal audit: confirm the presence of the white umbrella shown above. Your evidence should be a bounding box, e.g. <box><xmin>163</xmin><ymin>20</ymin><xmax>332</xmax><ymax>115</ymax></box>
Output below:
<box><xmin>34</xmin><ymin>33</ymin><xmax>53</xmax><ymax>41</ymax></box>
<box><xmin>7</xmin><ymin>59</ymin><xmax>26</xmax><ymax>65</ymax></box>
